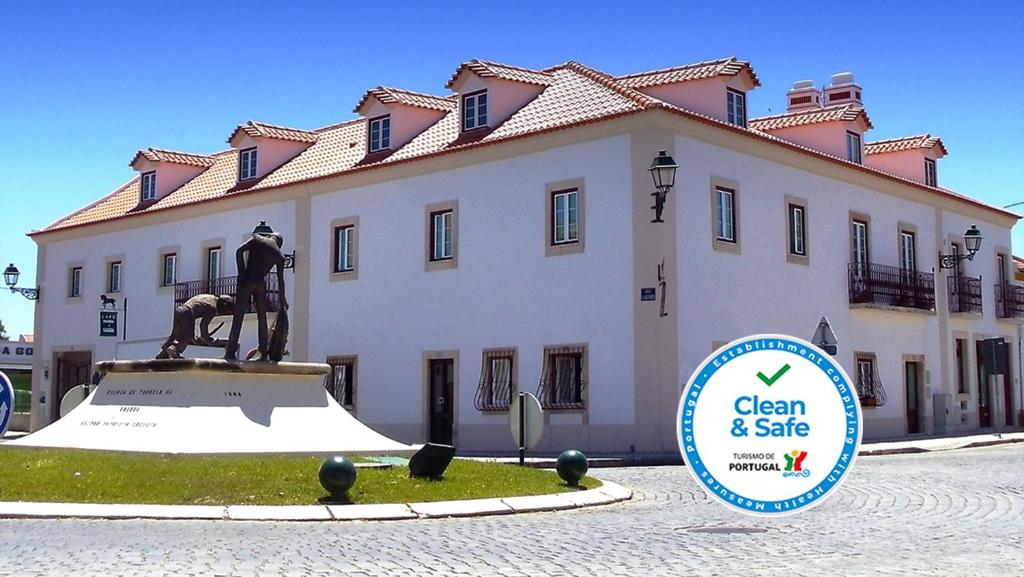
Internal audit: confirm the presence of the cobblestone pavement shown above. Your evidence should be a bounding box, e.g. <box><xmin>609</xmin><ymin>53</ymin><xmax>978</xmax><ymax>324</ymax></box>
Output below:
<box><xmin>0</xmin><ymin>445</ymin><xmax>1021</xmax><ymax>576</ymax></box>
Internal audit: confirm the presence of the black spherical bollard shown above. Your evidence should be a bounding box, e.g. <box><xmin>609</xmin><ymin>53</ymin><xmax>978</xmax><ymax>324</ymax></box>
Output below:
<box><xmin>556</xmin><ymin>449</ymin><xmax>589</xmax><ymax>487</ymax></box>
<box><xmin>319</xmin><ymin>456</ymin><xmax>357</xmax><ymax>500</ymax></box>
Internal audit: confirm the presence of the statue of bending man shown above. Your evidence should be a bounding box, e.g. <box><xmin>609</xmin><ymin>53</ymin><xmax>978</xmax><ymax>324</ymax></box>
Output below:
<box><xmin>224</xmin><ymin>228</ymin><xmax>288</xmax><ymax>361</ymax></box>
<box><xmin>156</xmin><ymin>294</ymin><xmax>235</xmax><ymax>359</ymax></box>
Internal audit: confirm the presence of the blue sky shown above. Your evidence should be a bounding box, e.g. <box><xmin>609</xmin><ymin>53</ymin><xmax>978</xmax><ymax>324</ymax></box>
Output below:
<box><xmin>1</xmin><ymin>1</ymin><xmax>1022</xmax><ymax>337</ymax></box>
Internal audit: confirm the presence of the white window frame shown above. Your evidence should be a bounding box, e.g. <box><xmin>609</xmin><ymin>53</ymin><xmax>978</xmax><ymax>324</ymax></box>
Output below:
<box><xmin>162</xmin><ymin>253</ymin><xmax>177</xmax><ymax>287</ymax></box>
<box><xmin>69</xmin><ymin>266</ymin><xmax>82</xmax><ymax>298</ymax></box>
<box><xmin>335</xmin><ymin>225</ymin><xmax>355</xmax><ymax>272</ymax></box>
<box><xmin>239</xmin><ymin>147</ymin><xmax>258</xmax><ymax>180</ymax></box>
<box><xmin>552</xmin><ymin>189</ymin><xmax>579</xmax><ymax>245</ymax></box>
<box><xmin>431</xmin><ymin>210</ymin><xmax>454</xmax><ymax>261</ymax></box>
<box><xmin>207</xmin><ymin>247</ymin><xmax>222</xmax><ymax>281</ymax></box>
<box><xmin>108</xmin><ymin>261</ymin><xmax>122</xmax><ymax>293</ymax></box>
<box><xmin>846</xmin><ymin>131</ymin><xmax>863</xmax><ymax>164</ymax></box>
<box><xmin>852</xmin><ymin>220</ymin><xmax>869</xmax><ymax>268</ymax></box>
<box><xmin>462</xmin><ymin>90</ymin><xmax>488</xmax><ymax>131</ymax></box>
<box><xmin>715</xmin><ymin>187</ymin><xmax>736</xmax><ymax>242</ymax></box>
<box><xmin>368</xmin><ymin>114</ymin><xmax>391</xmax><ymax>152</ymax></box>
<box><xmin>925</xmin><ymin>158</ymin><xmax>937</xmax><ymax>187</ymax></box>
<box><xmin>900</xmin><ymin>231</ymin><xmax>916</xmax><ymax>272</ymax></box>
<box><xmin>726</xmin><ymin>88</ymin><xmax>747</xmax><ymax>127</ymax></box>
<box><xmin>789</xmin><ymin>204</ymin><xmax>806</xmax><ymax>256</ymax></box>
<box><xmin>141</xmin><ymin>171</ymin><xmax>157</xmax><ymax>202</ymax></box>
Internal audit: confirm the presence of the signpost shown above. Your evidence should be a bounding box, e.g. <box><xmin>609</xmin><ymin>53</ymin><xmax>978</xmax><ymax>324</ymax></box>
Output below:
<box><xmin>509</xmin><ymin>392</ymin><xmax>543</xmax><ymax>466</ymax></box>
<box><xmin>811</xmin><ymin>316</ymin><xmax>838</xmax><ymax>356</ymax></box>
<box><xmin>0</xmin><ymin>371</ymin><xmax>14</xmax><ymax>436</ymax></box>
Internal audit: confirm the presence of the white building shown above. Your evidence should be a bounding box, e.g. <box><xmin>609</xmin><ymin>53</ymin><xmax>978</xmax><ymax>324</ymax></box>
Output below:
<box><xmin>24</xmin><ymin>57</ymin><xmax>1023</xmax><ymax>454</ymax></box>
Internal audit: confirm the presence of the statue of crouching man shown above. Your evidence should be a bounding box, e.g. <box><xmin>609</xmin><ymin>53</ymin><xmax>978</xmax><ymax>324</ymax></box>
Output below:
<box><xmin>156</xmin><ymin>294</ymin><xmax>235</xmax><ymax>359</ymax></box>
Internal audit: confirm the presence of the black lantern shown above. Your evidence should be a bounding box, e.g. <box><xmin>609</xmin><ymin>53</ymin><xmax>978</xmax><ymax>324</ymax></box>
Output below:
<box><xmin>648</xmin><ymin>150</ymin><xmax>678</xmax><ymax>223</ymax></box>
<box><xmin>4</xmin><ymin>262</ymin><xmax>39</xmax><ymax>300</ymax></box>
<box><xmin>939</xmin><ymin>225</ymin><xmax>984</xmax><ymax>269</ymax></box>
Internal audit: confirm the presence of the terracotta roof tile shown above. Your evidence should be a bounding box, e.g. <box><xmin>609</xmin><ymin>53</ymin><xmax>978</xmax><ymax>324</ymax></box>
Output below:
<box><xmin>32</xmin><ymin>58</ymin><xmax>1011</xmax><ymax>235</ymax></box>
<box><xmin>129</xmin><ymin>147</ymin><xmax>217</xmax><ymax>168</ymax></box>
<box><xmin>445</xmin><ymin>59</ymin><xmax>554</xmax><ymax>89</ymax></box>
<box><xmin>865</xmin><ymin>134</ymin><xmax>948</xmax><ymax>156</ymax></box>
<box><xmin>615</xmin><ymin>57</ymin><xmax>761</xmax><ymax>89</ymax></box>
<box><xmin>749</xmin><ymin>104</ymin><xmax>874</xmax><ymax>131</ymax></box>
<box><xmin>353</xmin><ymin>86</ymin><xmax>456</xmax><ymax>114</ymax></box>
<box><xmin>227</xmin><ymin>120</ymin><xmax>318</xmax><ymax>144</ymax></box>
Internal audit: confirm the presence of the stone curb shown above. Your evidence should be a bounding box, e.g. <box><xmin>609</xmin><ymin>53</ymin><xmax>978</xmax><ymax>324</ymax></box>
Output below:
<box><xmin>0</xmin><ymin>481</ymin><xmax>632</xmax><ymax>522</ymax></box>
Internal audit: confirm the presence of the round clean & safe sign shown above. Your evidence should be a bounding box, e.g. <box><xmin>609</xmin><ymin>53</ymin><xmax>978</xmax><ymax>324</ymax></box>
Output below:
<box><xmin>677</xmin><ymin>334</ymin><xmax>862</xmax><ymax>516</ymax></box>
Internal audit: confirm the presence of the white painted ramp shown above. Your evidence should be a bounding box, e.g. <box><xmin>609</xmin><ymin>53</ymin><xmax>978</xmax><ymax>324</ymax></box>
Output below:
<box><xmin>11</xmin><ymin>359</ymin><xmax>415</xmax><ymax>456</ymax></box>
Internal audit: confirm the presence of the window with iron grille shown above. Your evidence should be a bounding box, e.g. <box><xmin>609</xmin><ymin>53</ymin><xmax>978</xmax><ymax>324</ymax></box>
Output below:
<box><xmin>854</xmin><ymin>353</ymin><xmax>887</xmax><ymax>407</ymax></box>
<box><xmin>326</xmin><ymin>356</ymin><xmax>356</xmax><ymax>411</ymax></box>
<box><xmin>474</xmin><ymin>349</ymin><xmax>515</xmax><ymax>411</ymax></box>
<box><xmin>537</xmin><ymin>345</ymin><xmax>586</xmax><ymax>410</ymax></box>
<box><xmin>726</xmin><ymin>89</ymin><xmax>747</xmax><ymax>127</ymax></box>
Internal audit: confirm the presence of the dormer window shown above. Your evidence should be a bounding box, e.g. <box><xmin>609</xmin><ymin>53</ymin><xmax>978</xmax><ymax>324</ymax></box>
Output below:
<box><xmin>239</xmin><ymin>147</ymin><xmax>258</xmax><ymax>180</ymax></box>
<box><xmin>727</xmin><ymin>89</ymin><xmax>747</xmax><ymax>127</ymax></box>
<box><xmin>368</xmin><ymin>115</ymin><xmax>391</xmax><ymax>152</ymax></box>
<box><xmin>846</xmin><ymin>131</ymin><xmax>863</xmax><ymax>164</ymax></box>
<box><xmin>925</xmin><ymin>158</ymin><xmax>937</xmax><ymax>187</ymax></box>
<box><xmin>141</xmin><ymin>171</ymin><xmax>157</xmax><ymax>202</ymax></box>
<box><xmin>462</xmin><ymin>90</ymin><xmax>488</xmax><ymax>131</ymax></box>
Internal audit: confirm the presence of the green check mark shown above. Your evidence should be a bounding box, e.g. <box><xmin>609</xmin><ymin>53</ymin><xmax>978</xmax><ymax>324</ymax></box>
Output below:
<box><xmin>756</xmin><ymin>364</ymin><xmax>791</xmax><ymax>387</ymax></box>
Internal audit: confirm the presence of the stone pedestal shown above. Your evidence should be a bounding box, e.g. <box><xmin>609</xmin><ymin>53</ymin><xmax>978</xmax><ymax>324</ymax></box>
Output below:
<box><xmin>11</xmin><ymin>359</ymin><xmax>414</xmax><ymax>455</ymax></box>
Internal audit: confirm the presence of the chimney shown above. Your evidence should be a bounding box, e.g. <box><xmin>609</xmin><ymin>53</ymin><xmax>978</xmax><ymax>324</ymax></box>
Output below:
<box><xmin>823</xmin><ymin>72</ymin><xmax>862</xmax><ymax>107</ymax></box>
<box><xmin>787</xmin><ymin>80</ymin><xmax>822</xmax><ymax>112</ymax></box>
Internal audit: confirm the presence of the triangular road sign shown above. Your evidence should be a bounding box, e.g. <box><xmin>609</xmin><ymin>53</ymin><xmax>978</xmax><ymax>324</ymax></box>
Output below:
<box><xmin>811</xmin><ymin>316</ymin><xmax>838</xmax><ymax>355</ymax></box>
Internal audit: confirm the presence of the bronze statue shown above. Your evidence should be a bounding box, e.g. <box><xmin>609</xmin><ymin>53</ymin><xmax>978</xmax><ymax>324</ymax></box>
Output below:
<box><xmin>224</xmin><ymin>222</ymin><xmax>289</xmax><ymax>361</ymax></box>
<box><xmin>156</xmin><ymin>294</ymin><xmax>235</xmax><ymax>359</ymax></box>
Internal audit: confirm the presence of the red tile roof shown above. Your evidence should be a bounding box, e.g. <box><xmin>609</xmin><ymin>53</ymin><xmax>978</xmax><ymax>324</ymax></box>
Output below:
<box><xmin>353</xmin><ymin>86</ymin><xmax>456</xmax><ymax>114</ymax></box>
<box><xmin>31</xmin><ymin>58</ymin><xmax>1014</xmax><ymax>236</ymax></box>
<box><xmin>445</xmin><ymin>59</ymin><xmax>554</xmax><ymax>89</ymax></box>
<box><xmin>865</xmin><ymin>134</ymin><xmax>948</xmax><ymax>156</ymax></box>
<box><xmin>749</xmin><ymin>104</ymin><xmax>874</xmax><ymax>131</ymax></box>
<box><xmin>129</xmin><ymin>147</ymin><xmax>217</xmax><ymax>169</ymax></box>
<box><xmin>615</xmin><ymin>57</ymin><xmax>760</xmax><ymax>89</ymax></box>
<box><xmin>226</xmin><ymin>120</ymin><xmax>318</xmax><ymax>144</ymax></box>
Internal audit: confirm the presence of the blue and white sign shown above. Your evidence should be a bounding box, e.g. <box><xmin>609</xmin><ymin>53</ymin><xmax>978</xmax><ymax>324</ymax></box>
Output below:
<box><xmin>677</xmin><ymin>334</ymin><xmax>862</xmax><ymax>516</ymax></box>
<box><xmin>0</xmin><ymin>371</ymin><xmax>14</xmax><ymax>436</ymax></box>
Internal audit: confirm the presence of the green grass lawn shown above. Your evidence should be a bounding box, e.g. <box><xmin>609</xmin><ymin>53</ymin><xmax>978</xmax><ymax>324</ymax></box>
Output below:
<box><xmin>0</xmin><ymin>448</ymin><xmax>599</xmax><ymax>506</ymax></box>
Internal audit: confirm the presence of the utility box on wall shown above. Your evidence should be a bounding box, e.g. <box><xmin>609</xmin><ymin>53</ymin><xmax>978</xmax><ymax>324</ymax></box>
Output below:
<box><xmin>932</xmin><ymin>393</ymin><xmax>955</xmax><ymax>435</ymax></box>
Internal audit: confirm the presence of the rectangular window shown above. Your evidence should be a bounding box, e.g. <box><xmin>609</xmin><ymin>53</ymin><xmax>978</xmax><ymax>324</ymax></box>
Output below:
<box><xmin>162</xmin><ymin>253</ymin><xmax>177</xmax><ymax>287</ymax></box>
<box><xmin>955</xmin><ymin>338</ymin><xmax>968</xmax><ymax>394</ymax></box>
<box><xmin>551</xmin><ymin>189</ymin><xmax>579</xmax><ymax>245</ymax></box>
<box><xmin>851</xmin><ymin>220</ymin><xmax>869</xmax><ymax>268</ymax></box>
<box><xmin>855</xmin><ymin>356</ymin><xmax>875</xmax><ymax>400</ymax></box>
<box><xmin>475</xmin><ymin>349</ymin><xmax>515</xmax><ymax>411</ymax></box>
<box><xmin>327</xmin><ymin>356</ymin><xmax>356</xmax><ymax>410</ymax></box>
<box><xmin>726</xmin><ymin>89</ymin><xmax>747</xmax><ymax>127</ymax></box>
<box><xmin>715</xmin><ymin>187</ymin><xmax>736</xmax><ymax>242</ymax></box>
<box><xmin>997</xmin><ymin>253</ymin><xmax>1007</xmax><ymax>287</ymax></box>
<box><xmin>925</xmin><ymin>158</ymin><xmax>937</xmax><ymax>187</ymax></box>
<box><xmin>788</xmin><ymin>204</ymin><xmax>806</xmax><ymax>256</ymax></box>
<box><xmin>69</xmin><ymin>266</ymin><xmax>82</xmax><ymax>297</ymax></box>
<box><xmin>431</xmin><ymin>210</ymin><xmax>454</xmax><ymax>261</ymax></box>
<box><xmin>108</xmin><ymin>261</ymin><xmax>122</xmax><ymax>293</ymax></box>
<box><xmin>207</xmin><ymin>247</ymin><xmax>222</xmax><ymax>281</ymax></box>
<box><xmin>900</xmin><ymin>231</ymin><xmax>916</xmax><ymax>272</ymax></box>
<box><xmin>141</xmin><ymin>171</ymin><xmax>157</xmax><ymax>202</ymax></box>
<box><xmin>368</xmin><ymin>115</ymin><xmax>391</xmax><ymax>152</ymax></box>
<box><xmin>334</xmin><ymin>225</ymin><xmax>355</xmax><ymax>273</ymax></box>
<box><xmin>846</xmin><ymin>131</ymin><xmax>862</xmax><ymax>164</ymax></box>
<box><xmin>239</xmin><ymin>147</ymin><xmax>258</xmax><ymax>180</ymax></box>
<box><xmin>538</xmin><ymin>345</ymin><xmax>586</xmax><ymax>410</ymax></box>
<box><xmin>462</xmin><ymin>90</ymin><xmax>488</xmax><ymax>131</ymax></box>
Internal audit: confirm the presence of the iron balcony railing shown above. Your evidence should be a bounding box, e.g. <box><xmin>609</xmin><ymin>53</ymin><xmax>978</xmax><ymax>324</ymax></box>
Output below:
<box><xmin>173</xmin><ymin>274</ymin><xmax>281</xmax><ymax>313</ymax></box>
<box><xmin>947</xmin><ymin>274</ymin><xmax>983</xmax><ymax>314</ymax></box>
<box><xmin>995</xmin><ymin>283</ymin><xmax>1024</xmax><ymax>319</ymax></box>
<box><xmin>856</xmin><ymin>374</ymin><xmax>888</xmax><ymax>408</ymax></box>
<box><xmin>848</xmin><ymin>262</ymin><xmax>935</xmax><ymax>311</ymax></box>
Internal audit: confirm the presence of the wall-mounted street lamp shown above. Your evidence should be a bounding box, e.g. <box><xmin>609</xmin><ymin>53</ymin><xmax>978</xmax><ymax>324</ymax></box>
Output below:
<box><xmin>938</xmin><ymin>225</ymin><xmax>984</xmax><ymax>269</ymax></box>
<box><xmin>648</xmin><ymin>150</ymin><xmax>678</xmax><ymax>223</ymax></box>
<box><xmin>3</xmin><ymin>263</ymin><xmax>40</xmax><ymax>300</ymax></box>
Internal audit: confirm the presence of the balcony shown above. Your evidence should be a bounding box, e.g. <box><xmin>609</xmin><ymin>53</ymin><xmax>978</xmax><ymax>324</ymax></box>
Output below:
<box><xmin>856</xmin><ymin>375</ymin><xmax>888</xmax><ymax>407</ymax></box>
<box><xmin>947</xmin><ymin>274</ymin><xmax>982</xmax><ymax>314</ymax></box>
<box><xmin>995</xmin><ymin>283</ymin><xmax>1024</xmax><ymax>319</ymax></box>
<box><xmin>848</xmin><ymin>263</ymin><xmax>935</xmax><ymax>311</ymax></box>
<box><xmin>173</xmin><ymin>274</ymin><xmax>281</xmax><ymax>313</ymax></box>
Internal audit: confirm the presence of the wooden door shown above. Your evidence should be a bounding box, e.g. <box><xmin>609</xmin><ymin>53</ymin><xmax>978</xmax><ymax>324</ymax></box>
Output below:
<box><xmin>976</xmin><ymin>341</ymin><xmax>991</xmax><ymax>427</ymax></box>
<box><xmin>428</xmin><ymin>359</ymin><xmax>454</xmax><ymax>445</ymax></box>
<box><xmin>53</xmin><ymin>351</ymin><xmax>92</xmax><ymax>421</ymax></box>
<box><xmin>905</xmin><ymin>361</ymin><xmax>921</xmax><ymax>434</ymax></box>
